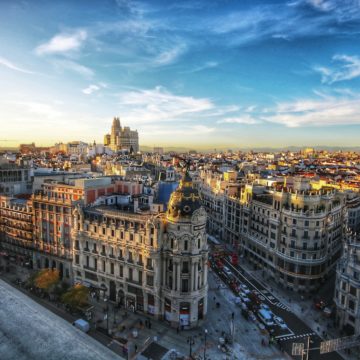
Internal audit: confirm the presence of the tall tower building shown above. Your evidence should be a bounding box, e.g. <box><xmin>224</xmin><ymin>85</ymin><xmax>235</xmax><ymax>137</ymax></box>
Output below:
<box><xmin>110</xmin><ymin>117</ymin><xmax>121</xmax><ymax>150</ymax></box>
<box><xmin>104</xmin><ymin>117</ymin><xmax>139</xmax><ymax>153</ymax></box>
<box><xmin>162</xmin><ymin>171</ymin><xmax>208</xmax><ymax>328</ymax></box>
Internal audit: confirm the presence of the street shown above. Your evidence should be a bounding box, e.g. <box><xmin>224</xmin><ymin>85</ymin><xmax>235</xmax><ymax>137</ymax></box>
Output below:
<box><xmin>221</xmin><ymin>257</ymin><xmax>345</xmax><ymax>360</ymax></box>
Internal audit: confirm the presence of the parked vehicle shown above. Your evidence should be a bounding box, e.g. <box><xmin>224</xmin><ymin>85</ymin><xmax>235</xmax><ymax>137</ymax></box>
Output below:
<box><xmin>239</xmin><ymin>284</ymin><xmax>251</xmax><ymax>295</ymax></box>
<box><xmin>274</xmin><ymin>316</ymin><xmax>287</xmax><ymax>329</ymax></box>
<box><xmin>73</xmin><ymin>319</ymin><xmax>90</xmax><ymax>333</ymax></box>
<box><xmin>223</xmin><ymin>266</ymin><xmax>232</xmax><ymax>277</ymax></box>
<box><xmin>260</xmin><ymin>303</ymin><xmax>270</xmax><ymax>312</ymax></box>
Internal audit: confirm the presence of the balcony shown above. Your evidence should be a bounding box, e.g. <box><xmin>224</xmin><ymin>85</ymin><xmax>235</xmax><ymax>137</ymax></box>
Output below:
<box><xmin>276</xmin><ymin>250</ymin><xmax>327</xmax><ymax>265</ymax></box>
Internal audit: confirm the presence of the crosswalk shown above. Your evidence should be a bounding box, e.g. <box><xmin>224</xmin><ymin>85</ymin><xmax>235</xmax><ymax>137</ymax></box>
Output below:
<box><xmin>277</xmin><ymin>332</ymin><xmax>316</xmax><ymax>342</ymax></box>
<box><xmin>274</xmin><ymin>301</ymin><xmax>290</xmax><ymax>311</ymax></box>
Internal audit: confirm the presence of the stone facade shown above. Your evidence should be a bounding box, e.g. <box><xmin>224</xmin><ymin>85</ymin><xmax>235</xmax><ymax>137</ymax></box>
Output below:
<box><xmin>104</xmin><ymin>117</ymin><xmax>139</xmax><ymax>153</ymax></box>
<box><xmin>71</xmin><ymin>172</ymin><xmax>208</xmax><ymax>329</ymax></box>
<box><xmin>335</xmin><ymin>234</ymin><xmax>360</xmax><ymax>336</ymax></box>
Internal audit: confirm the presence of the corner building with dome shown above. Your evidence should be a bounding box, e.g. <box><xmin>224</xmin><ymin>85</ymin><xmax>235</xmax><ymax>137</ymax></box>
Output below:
<box><xmin>162</xmin><ymin>171</ymin><xmax>209</xmax><ymax>328</ymax></box>
<box><xmin>71</xmin><ymin>172</ymin><xmax>208</xmax><ymax>329</ymax></box>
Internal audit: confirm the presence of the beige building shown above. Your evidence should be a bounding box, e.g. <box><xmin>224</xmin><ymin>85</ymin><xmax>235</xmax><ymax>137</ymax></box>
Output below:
<box><xmin>239</xmin><ymin>178</ymin><xmax>347</xmax><ymax>292</ymax></box>
<box><xmin>72</xmin><ymin>172</ymin><xmax>208</xmax><ymax>328</ymax></box>
<box><xmin>0</xmin><ymin>195</ymin><xmax>34</xmax><ymax>266</ymax></box>
<box><xmin>104</xmin><ymin>117</ymin><xmax>139</xmax><ymax>153</ymax></box>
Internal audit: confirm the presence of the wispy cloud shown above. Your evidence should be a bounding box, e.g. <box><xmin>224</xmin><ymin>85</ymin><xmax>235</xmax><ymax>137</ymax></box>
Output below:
<box><xmin>82</xmin><ymin>83</ymin><xmax>106</xmax><ymax>95</ymax></box>
<box><xmin>182</xmin><ymin>61</ymin><xmax>218</xmax><ymax>73</ymax></box>
<box><xmin>0</xmin><ymin>56</ymin><xmax>33</xmax><ymax>74</ymax></box>
<box><xmin>314</xmin><ymin>54</ymin><xmax>360</xmax><ymax>84</ymax></box>
<box><xmin>54</xmin><ymin>60</ymin><xmax>94</xmax><ymax>78</ymax></box>
<box><xmin>203</xmin><ymin>0</ymin><xmax>360</xmax><ymax>46</ymax></box>
<box><xmin>118</xmin><ymin>86</ymin><xmax>214</xmax><ymax>123</ymax></box>
<box><xmin>12</xmin><ymin>101</ymin><xmax>62</xmax><ymax>118</ymax></box>
<box><xmin>153</xmin><ymin>43</ymin><xmax>187</xmax><ymax>66</ymax></box>
<box><xmin>218</xmin><ymin>115</ymin><xmax>260</xmax><ymax>125</ymax></box>
<box><xmin>35</xmin><ymin>30</ymin><xmax>87</xmax><ymax>55</ymax></box>
<box><xmin>263</xmin><ymin>92</ymin><xmax>360</xmax><ymax>127</ymax></box>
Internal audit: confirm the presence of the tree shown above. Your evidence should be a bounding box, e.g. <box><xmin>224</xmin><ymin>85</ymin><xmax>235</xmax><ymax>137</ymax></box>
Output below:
<box><xmin>61</xmin><ymin>284</ymin><xmax>89</xmax><ymax>312</ymax></box>
<box><xmin>33</xmin><ymin>269</ymin><xmax>60</xmax><ymax>292</ymax></box>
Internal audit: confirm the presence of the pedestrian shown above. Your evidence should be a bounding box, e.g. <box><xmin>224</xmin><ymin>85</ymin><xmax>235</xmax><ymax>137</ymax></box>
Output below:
<box><xmin>231</xmin><ymin>312</ymin><xmax>235</xmax><ymax>320</ymax></box>
<box><xmin>135</xmin><ymin>344</ymin><xmax>138</xmax><ymax>353</ymax></box>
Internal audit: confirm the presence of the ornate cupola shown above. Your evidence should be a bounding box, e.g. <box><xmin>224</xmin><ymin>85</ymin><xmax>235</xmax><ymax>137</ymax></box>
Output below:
<box><xmin>167</xmin><ymin>170</ymin><xmax>202</xmax><ymax>221</ymax></box>
<box><xmin>161</xmin><ymin>169</ymin><xmax>208</xmax><ymax>329</ymax></box>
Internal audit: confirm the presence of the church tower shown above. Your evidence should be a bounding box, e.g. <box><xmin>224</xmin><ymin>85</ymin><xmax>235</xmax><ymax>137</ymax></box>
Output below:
<box><xmin>161</xmin><ymin>170</ymin><xmax>208</xmax><ymax>328</ymax></box>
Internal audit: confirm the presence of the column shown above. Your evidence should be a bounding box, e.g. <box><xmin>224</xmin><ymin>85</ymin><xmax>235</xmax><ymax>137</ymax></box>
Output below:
<box><xmin>203</xmin><ymin>258</ymin><xmax>208</xmax><ymax>286</ymax></box>
<box><xmin>194</xmin><ymin>261</ymin><xmax>198</xmax><ymax>291</ymax></box>
<box><xmin>162</xmin><ymin>258</ymin><xmax>167</xmax><ymax>286</ymax></box>
<box><xmin>172</xmin><ymin>262</ymin><xmax>176</xmax><ymax>290</ymax></box>
<box><xmin>176</xmin><ymin>261</ymin><xmax>181</xmax><ymax>292</ymax></box>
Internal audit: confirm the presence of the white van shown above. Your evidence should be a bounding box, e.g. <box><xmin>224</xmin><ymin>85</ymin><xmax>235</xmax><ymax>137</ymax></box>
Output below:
<box><xmin>73</xmin><ymin>319</ymin><xmax>90</xmax><ymax>333</ymax></box>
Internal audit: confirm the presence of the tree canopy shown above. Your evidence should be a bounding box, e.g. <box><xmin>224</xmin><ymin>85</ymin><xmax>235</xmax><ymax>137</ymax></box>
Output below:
<box><xmin>33</xmin><ymin>269</ymin><xmax>60</xmax><ymax>292</ymax></box>
<box><xmin>61</xmin><ymin>284</ymin><xmax>89</xmax><ymax>311</ymax></box>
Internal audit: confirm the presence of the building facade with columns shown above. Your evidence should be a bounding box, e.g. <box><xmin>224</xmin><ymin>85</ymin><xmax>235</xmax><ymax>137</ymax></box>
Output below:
<box><xmin>72</xmin><ymin>172</ymin><xmax>208</xmax><ymax>329</ymax></box>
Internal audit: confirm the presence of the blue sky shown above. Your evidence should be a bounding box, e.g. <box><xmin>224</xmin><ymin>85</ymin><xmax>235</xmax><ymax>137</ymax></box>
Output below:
<box><xmin>1</xmin><ymin>0</ymin><xmax>360</xmax><ymax>149</ymax></box>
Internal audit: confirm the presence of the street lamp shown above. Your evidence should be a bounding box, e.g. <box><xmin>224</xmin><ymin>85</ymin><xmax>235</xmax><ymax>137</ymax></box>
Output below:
<box><xmin>187</xmin><ymin>336</ymin><xmax>195</xmax><ymax>359</ymax></box>
<box><xmin>203</xmin><ymin>329</ymin><xmax>208</xmax><ymax>360</ymax></box>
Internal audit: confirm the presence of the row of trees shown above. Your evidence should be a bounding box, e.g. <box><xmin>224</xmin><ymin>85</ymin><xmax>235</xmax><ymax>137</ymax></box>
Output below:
<box><xmin>28</xmin><ymin>269</ymin><xmax>89</xmax><ymax>312</ymax></box>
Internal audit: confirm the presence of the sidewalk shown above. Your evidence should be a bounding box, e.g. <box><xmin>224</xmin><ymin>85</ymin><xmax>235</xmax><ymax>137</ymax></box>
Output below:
<box><xmin>238</xmin><ymin>257</ymin><xmax>358</xmax><ymax>360</ymax></box>
<box><xmin>1</xmin><ymin>262</ymin><xmax>286</xmax><ymax>360</ymax></box>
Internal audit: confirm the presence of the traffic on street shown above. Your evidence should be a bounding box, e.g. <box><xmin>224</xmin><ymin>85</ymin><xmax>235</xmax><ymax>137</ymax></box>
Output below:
<box><xmin>208</xmin><ymin>242</ymin><xmax>345</xmax><ymax>360</ymax></box>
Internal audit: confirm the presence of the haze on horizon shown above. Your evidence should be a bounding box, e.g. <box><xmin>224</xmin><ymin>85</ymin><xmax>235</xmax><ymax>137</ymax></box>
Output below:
<box><xmin>1</xmin><ymin>0</ymin><xmax>360</xmax><ymax>149</ymax></box>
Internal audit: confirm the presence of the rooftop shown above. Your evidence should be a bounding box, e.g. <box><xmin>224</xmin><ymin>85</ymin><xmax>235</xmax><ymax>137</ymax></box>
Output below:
<box><xmin>0</xmin><ymin>279</ymin><xmax>122</xmax><ymax>360</ymax></box>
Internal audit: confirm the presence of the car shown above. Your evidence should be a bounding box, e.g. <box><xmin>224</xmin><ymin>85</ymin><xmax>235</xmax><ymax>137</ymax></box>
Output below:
<box><xmin>223</xmin><ymin>266</ymin><xmax>232</xmax><ymax>277</ymax></box>
<box><xmin>239</xmin><ymin>284</ymin><xmax>251</xmax><ymax>295</ymax></box>
<box><xmin>274</xmin><ymin>316</ymin><xmax>287</xmax><ymax>329</ymax></box>
<box><xmin>258</xmin><ymin>309</ymin><xmax>275</xmax><ymax>327</ymax></box>
<box><xmin>248</xmin><ymin>311</ymin><xmax>257</xmax><ymax>322</ymax></box>
<box><xmin>260</xmin><ymin>303</ymin><xmax>270</xmax><ymax>311</ymax></box>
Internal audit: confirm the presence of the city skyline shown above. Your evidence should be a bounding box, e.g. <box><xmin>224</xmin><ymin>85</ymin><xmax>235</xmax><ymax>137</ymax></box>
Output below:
<box><xmin>1</xmin><ymin>0</ymin><xmax>360</xmax><ymax>148</ymax></box>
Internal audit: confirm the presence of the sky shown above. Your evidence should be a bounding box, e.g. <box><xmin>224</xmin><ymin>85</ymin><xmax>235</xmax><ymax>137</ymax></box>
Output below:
<box><xmin>1</xmin><ymin>0</ymin><xmax>360</xmax><ymax>149</ymax></box>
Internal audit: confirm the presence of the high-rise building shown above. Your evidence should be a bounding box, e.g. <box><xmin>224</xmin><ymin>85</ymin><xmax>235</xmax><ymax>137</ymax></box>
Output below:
<box><xmin>104</xmin><ymin>117</ymin><xmax>139</xmax><ymax>153</ymax></box>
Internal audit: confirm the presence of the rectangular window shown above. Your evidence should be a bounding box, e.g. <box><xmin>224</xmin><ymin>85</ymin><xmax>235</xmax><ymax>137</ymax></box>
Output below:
<box><xmin>75</xmin><ymin>254</ymin><xmax>79</xmax><ymax>264</ymax></box>
<box><xmin>119</xmin><ymin>265</ymin><xmax>123</xmax><ymax>277</ymax></box>
<box><xmin>182</xmin><ymin>261</ymin><xmax>189</xmax><ymax>273</ymax></box>
<box><xmin>110</xmin><ymin>263</ymin><xmax>114</xmax><ymax>275</ymax></box>
<box><xmin>102</xmin><ymin>260</ymin><xmax>106</xmax><ymax>272</ymax></box>
<box><xmin>182</xmin><ymin>279</ymin><xmax>188</xmax><ymax>292</ymax></box>
<box><xmin>146</xmin><ymin>275</ymin><xmax>154</xmax><ymax>286</ymax></box>
<box><xmin>129</xmin><ymin>268</ymin><xmax>133</xmax><ymax>281</ymax></box>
